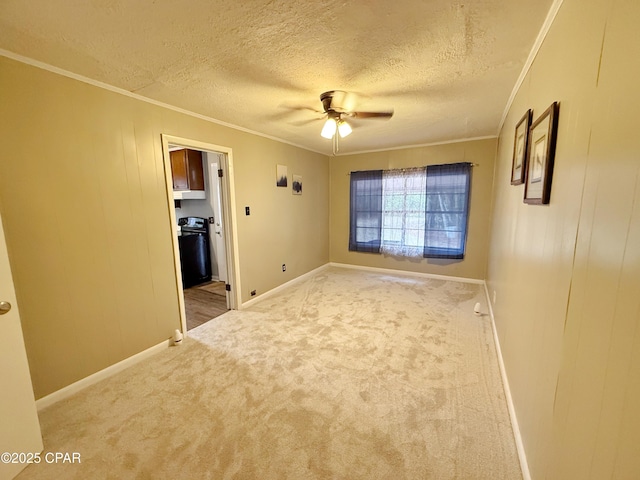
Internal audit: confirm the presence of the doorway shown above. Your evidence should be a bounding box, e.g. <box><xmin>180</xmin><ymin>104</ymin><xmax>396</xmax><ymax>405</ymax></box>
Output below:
<box><xmin>161</xmin><ymin>135</ymin><xmax>241</xmax><ymax>335</ymax></box>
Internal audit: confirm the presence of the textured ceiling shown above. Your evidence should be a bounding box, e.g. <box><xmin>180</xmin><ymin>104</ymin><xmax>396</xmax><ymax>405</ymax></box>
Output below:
<box><xmin>0</xmin><ymin>0</ymin><xmax>554</xmax><ymax>155</ymax></box>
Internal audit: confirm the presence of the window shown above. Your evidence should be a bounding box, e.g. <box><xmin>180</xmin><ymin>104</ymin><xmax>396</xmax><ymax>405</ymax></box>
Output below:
<box><xmin>380</xmin><ymin>168</ymin><xmax>427</xmax><ymax>257</ymax></box>
<box><xmin>349</xmin><ymin>163</ymin><xmax>472</xmax><ymax>259</ymax></box>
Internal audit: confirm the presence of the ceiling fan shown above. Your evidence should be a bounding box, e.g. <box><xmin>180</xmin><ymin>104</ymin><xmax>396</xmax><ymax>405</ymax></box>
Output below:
<box><xmin>317</xmin><ymin>90</ymin><xmax>394</xmax><ymax>143</ymax></box>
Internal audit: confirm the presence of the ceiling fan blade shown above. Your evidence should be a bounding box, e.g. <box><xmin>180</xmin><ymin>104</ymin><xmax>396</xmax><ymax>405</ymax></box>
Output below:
<box><xmin>291</xmin><ymin>117</ymin><xmax>324</xmax><ymax>126</ymax></box>
<box><xmin>349</xmin><ymin>111</ymin><xmax>394</xmax><ymax>119</ymax></box>
<box><xmin>278</xmin><ymin>102</ymin><xmax>324</xmax><ymax>114</ymax></box>
<box><xmin>290</xmin><ymin>106</ymin><xmax>324</xmax><ymax>114</ymax></box>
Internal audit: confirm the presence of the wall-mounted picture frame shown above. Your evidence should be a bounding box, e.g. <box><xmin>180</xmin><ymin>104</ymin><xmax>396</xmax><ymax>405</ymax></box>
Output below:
<box><xmin>511</xmin><ymin>109</ymin><xmax>532</xmax><ymax>185</ymax></box>
<box><xmin>276</xmin><ymin>164</ymin><xmax>288</xmax><ymax>187</ymax></box>
<box><xmin>292</xmin><ymin>174</ymin><xmax>302</xmax><ymax>195</ymax></box>
<box><xmin>524</xmin><ymin>102</ymin><xmax>560</xmax><ymax>205</ymax></box>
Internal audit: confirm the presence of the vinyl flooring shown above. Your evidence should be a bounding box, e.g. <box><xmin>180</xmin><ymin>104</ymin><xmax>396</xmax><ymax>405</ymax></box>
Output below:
<box><xmin>183</xmin><ymin>281</ymin><xmax>229</xmax><ymax>330</ymax></box>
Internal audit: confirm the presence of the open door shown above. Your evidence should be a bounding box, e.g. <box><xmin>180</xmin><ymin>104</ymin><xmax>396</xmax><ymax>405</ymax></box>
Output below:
<box><xmin>0</xmin><ymin>213</ymin><xmax>43</xmax><ymax>480</ymax></box>
<box><xmin>208</xmin><ymin>155</ymin><xmax>230</xmax><ymax>309</ymax></box>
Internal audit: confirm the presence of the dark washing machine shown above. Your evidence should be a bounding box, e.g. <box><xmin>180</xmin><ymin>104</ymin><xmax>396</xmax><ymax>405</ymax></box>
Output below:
<box><xmin>178</xmin><ymin>217</ymin><xmax>212</xmax><ymax>288</ymax></box>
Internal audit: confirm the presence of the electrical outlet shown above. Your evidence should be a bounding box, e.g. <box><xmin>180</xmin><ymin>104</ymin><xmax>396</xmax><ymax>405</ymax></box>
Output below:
<box><xmin>245</xmin><ymin>206</ymin><xmax>250</xmax><ymax>216</ymax></box>
<box><xmin>492</xmin><ymin>290</ymin><xmax>497</xmax><ymax>304</ymax></box>
<box><xmin>250</xmin><ymin>290</ymin><xmax>256</xmax><ymax>297</ymax></box>
<box><xmin>282</xmin><ymin>264</ymin><xmax>286</xmax><ymax>272</ymax></box>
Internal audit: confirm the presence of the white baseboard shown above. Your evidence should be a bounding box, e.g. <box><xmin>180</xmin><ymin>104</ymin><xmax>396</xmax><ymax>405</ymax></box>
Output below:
<box><xmin>240</xmin><ymin>263</ymin><xmax>330</xmax><ymax>309</ymax></box>
<box><xmin>483</xmin><ymin>281</ymin><xmax>531</xmax><ymax>480</ymax></box>
<box><xmin>329</xmin><ymin>262</ymin><xmax>485</xmax><ymax>285</ymax></box>
<box><xmin>36</xmin><ymin>339</ymin><xmax>172</xmax><ymax>411</ymax></box>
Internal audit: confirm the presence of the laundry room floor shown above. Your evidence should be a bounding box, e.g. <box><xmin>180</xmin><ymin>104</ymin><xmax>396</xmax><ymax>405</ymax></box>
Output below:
<box><xmin>183</xmin><ymin>281</ymin><xmax>228</xmax><ymax>330</ymax></box>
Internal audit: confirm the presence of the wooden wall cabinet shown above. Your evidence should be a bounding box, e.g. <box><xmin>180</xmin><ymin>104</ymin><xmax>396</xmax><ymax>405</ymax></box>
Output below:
<box><xmin>170</xmin><ymin>149</ymin><xmax>204</xmax><ymax>191</ymax></box>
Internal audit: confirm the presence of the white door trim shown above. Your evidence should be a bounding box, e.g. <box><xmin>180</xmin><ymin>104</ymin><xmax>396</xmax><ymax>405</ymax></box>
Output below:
<box><xmin>160</xmin><ymin>135</ymin><xmax>241</xmax><ymax>335</ymax></box>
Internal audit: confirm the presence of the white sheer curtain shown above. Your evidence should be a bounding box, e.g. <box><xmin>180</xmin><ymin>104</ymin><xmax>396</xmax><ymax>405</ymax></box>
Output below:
<box><xmin>380</xmin><ymin>167</ymin><xmax>427</xmax><ymax>258</ymax></box>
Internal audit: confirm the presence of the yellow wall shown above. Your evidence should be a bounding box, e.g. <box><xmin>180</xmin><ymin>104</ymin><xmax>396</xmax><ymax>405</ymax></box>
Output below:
<box><xmin>0</xmin><ymin>57</ymin><xmax>329</xmax><ymax>398</ymax></box>
<box><xmin>329</xmin><ymin>139</ymin><xmax>496</xmax><ymax>280</ymax></box>
<box><xmin>487</xmin><ymin>0</ymin><xmax>640</xmax><ymax>477</ymax></box>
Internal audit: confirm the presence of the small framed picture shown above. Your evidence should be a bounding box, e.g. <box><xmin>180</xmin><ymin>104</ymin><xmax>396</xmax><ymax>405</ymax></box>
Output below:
<box><xmin>511</xmin><ymin>109</ymin><xmax>532</xmax><ymax>185</ymax></box>
<box><xmin>276</xmin><ymin>164</ymin><xmax>288</xmax><ymax>187</ymax></box>
<box><xmin>292</xmin><ymin>175</ymin><xmax>302</xmax><ymax>195</ymax></box>
<box><xmin>524</xmin><ymin>102</ymin><xmax>560</xmax><ymax>205</ymax></box>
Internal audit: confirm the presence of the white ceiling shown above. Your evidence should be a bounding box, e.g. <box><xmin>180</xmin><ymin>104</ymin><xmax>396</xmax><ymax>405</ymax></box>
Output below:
<box><xmin>0</xmin><ymin>0</ymin><xmax>554</xmax><ymax>155</ymax></box>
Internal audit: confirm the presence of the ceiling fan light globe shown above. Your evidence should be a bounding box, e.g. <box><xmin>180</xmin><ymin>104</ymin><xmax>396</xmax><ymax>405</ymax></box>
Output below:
<box><xmin>321</xmin><ymin>118</ymin><xmax>337</xmax><ymax>139</ymax></box>
<box><xmin>338</xmin><ymin>120</ymin><xmax>352</xmax><ymax>138</ymax></box>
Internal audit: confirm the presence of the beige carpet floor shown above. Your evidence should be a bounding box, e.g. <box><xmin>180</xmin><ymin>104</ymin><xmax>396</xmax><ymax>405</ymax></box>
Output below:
<box><xmin>17</xmin><ymin>266</ymin><xmax>521</xmax><ymax>479</ymax></box>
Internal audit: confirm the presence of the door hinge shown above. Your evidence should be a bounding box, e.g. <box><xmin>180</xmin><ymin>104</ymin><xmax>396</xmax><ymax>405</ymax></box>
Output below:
<box><xmin>225</xmin><ymin>284</ymin><xmax>231</xmax><ymax>292</ymax></box>
<box><xmin>218</xmin><ymin>169</ymin><xmax>223</xmax><ymax>178</ymax></box>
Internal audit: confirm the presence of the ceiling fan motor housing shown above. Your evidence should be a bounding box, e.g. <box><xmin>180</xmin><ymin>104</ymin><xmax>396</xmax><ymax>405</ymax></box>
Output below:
<box><xmin>320</xmin><ymin>90</ymin><xmax>351</xmax><ymax>114</ymax></box>
<box><xmin>318</xmin><ymin>90</ymin><xmax>393</xmax><ymax>130</ymax></box>
<box><xmin>320</xmin><ymin>90</ymin><xmax>336</xmax><ymax>113</ymax></box>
